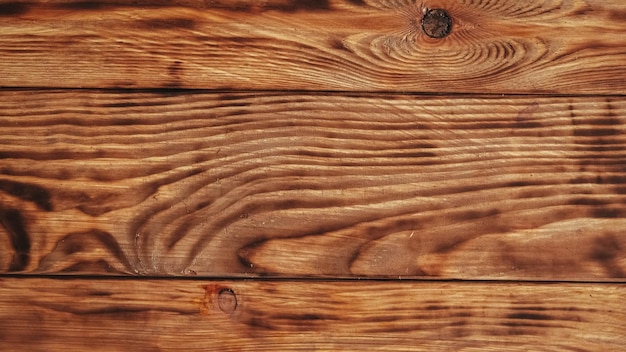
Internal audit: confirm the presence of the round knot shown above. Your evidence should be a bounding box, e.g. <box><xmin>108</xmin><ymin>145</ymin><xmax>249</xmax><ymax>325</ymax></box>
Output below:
<box><xmin>217</xmin><ymin>288</ymin><xmax>237</xmax><ymax>314</ymax></box>
<box><xmin>422</xmin><ymin>9</ymin><xmax>452</xmax><ymax>39</ymax></box>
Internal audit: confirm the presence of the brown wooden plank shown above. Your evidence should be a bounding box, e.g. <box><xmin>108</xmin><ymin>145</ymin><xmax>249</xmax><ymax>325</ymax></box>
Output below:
<box><xmin>0</xmin><ymin>0</ymin><xmax>624</xmax><ymax>93</ymax></box>
<box><xmin>0</xmin><ymin>277</ymin><xmax>623</xmax><ymax>351</ymax></box>
<box><xmin>1</xmin><ymin>90</ymin><xmax>625</xmax><ymax>279</ymax></box>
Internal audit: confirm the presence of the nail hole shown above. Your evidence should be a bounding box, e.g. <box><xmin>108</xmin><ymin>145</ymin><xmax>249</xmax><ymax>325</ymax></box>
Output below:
<box><xmin>217</xmin><ymin>288</ymin><xmax>237</xmax><ymax>314</ymax></box>
<box><xmin>422</xmin><ymin>8</ymin><xmax>452</xmax><ymax>39</ymax></box>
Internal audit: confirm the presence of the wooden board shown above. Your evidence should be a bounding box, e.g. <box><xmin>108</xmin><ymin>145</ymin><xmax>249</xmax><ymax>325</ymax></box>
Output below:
<box><xmin>0</xmin><ymin>277</ymin><xmax>623</xmax><ymax>351</ymax></box>
<box><xmin>0</xmin><ymin>0</ymin><xmax>624</xmax><ymax>93</ymax></box>
<box><xmin>1</xmin><ymin>90</ymin><xmax>625</xmax><ymax>280</ymax></box>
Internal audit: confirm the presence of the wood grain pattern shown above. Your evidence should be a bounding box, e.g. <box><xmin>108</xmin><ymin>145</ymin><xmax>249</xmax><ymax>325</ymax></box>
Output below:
<box><xmin>1</xmin><ymin>90</ymin><xmax>625</xmax><ymax>279</ymax></box>
<box><xmin>0</xmin><ymin>0</ymin><xmax>624</xmax><ymax>93</ymax></box>
<box><xmin>0</xmin><ymin>277</ymin><xmax>623</xmax><ymax>351</ymax></box>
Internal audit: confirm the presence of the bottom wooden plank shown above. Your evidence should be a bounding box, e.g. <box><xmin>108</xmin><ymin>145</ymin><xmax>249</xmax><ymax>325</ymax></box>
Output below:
<box><xmin>0</xmin><ymin>278</ymin><xmax>623</xmax><ymax>351</ymax></box>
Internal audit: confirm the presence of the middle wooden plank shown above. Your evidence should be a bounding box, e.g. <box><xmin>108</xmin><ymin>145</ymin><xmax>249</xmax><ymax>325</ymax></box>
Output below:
<box><xmin>0</xmin><ymin>91</ymin><xmax>625</xmax><ymax>279</ymax></box>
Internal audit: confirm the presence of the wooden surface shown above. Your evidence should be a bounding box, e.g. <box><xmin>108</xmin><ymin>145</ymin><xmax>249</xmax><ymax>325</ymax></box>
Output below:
<box><xmin>1</xmin><ymin>0</ymin><xmax>625</xmax><ymax>350</ymax></box>
<box><xmin>0</xmin><ymin>277</ymin><xmax>624</xmax><ymax>351</ymax></box>
<box><xmin>0</xmin><ymin>0</ymin><xmax>625</xmax><ymax>93</ymax></box>
<box><xmin>0</xmin><ymin>91</ymin><xmax>625</xmax><ymax>279</ymax></box>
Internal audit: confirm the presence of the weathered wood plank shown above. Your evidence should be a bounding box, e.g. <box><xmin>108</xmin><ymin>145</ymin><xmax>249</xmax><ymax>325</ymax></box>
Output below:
<box><xmin>0</xmin><ymin>277</ymin><xmax>623</xmax><ymax>351</ymax></box>
<box><xmin>1</xmin><ymin>91</ymin><xmax>625</xmax><ymax>279</ymax></box>
<box><xmin>0</xmin><ymin>0</ymin><xmax>624</xmax><ymax>93</ymax></box>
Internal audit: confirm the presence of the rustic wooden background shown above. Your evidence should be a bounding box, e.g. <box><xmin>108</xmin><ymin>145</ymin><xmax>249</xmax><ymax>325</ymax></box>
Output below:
<box><xmin>0</xmin><ymin>0</ymin><xmax>624</xmax><ymax>350</ymax></box>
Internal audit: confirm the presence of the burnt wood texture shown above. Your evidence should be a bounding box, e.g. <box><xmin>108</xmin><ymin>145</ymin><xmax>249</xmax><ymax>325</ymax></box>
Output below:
<box><xmin>0</xmin><ymin>0</ymin><xmax>625</xmax><ymax>350</ymax></box>
<box><xmin>0</xmin><ymin>0</ymin><xmax>624</xmax><ymax>93</ymax></box>
<box><xmin>1</xmin><ymin>91</ymin><xmax>626</xmax><ymax>279</ymax></box>
<box><xmin>1</xmin><ymin>278</ymin><xmax>624</xmax><ymax>351</ymax></box>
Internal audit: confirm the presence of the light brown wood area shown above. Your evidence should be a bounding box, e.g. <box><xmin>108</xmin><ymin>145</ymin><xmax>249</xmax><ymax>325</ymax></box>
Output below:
<box><xmin>0</xmin><ymin>0</ymin><xmax>625</xmax><ymax>93</ymax></box>
<box><xmin>0</xmin><ymin>277</ymin><xmax>623</xmax><ymax>351</ymax></box>
<box><xmin>1</xmin><ymin>91</ymin><xmax>625</xmax><ymax>280</ymax></box>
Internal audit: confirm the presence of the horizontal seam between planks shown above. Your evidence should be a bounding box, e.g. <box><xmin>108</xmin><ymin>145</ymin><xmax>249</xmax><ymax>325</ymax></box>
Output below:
<box><xmin>1</xmin><ymin>86</ymin><xmax>626</xmax><ymax>99</ymax></box>
<box><xmin>0</xmin><ymin>273</ymin><xmax>624</xmax><ymax>284</ymax></box>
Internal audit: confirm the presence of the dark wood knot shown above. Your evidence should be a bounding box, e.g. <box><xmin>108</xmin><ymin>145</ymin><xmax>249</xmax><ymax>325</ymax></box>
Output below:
<box><xmin>422</xmin><ymin>9</ymin><xmax>452</xmax><ymax>39</ymax></box>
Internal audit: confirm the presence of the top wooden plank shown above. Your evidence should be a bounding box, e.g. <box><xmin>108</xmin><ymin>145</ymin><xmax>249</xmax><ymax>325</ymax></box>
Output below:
<box><xmin>0</xmin><ymin>0</ymin><xmax>625</xmax><ymax>93</ymax></box>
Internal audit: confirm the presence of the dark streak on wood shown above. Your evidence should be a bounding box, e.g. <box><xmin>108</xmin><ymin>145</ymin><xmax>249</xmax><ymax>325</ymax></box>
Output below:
<box><xmin>0</xmin><ymin>0</ymin><xmax>108</xmax><ymax>15</ymax></box>
<box><xmin>55</xmin><ymin>1</ymin><xmax>105</xmax><ymax>11</ymax></box>
<box><xmin>0</xmin><ymin>179</ymin><xmax>53</xmax><ymax>211</ymax></box>
<box><xmin>137</xmin><ymin>18</ymin><xmax>197</xmax><ymax>30</ymax></box>
<box><xmin>0</xmin><ymin>207</ymin><xmax>30</xmax><ymax>271</ymax></box>
<box><xmin>0</xmin><ymin>2</ymin><xmax>29</xmax><ymax>16</ymax></box>
<box><xmin>344</xmin><ymin>0</ymin><xmax>366</xmax><ymax>7</ymax></box>
<box><xmin>507</xmin><ymin>312</ymin><xmax>553</xmax><ymax>321</ymax></box>
<box><xmin>88</xmin><ymin>290</ymin><xmax>112</xmax><ymax>296</ymax></box>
